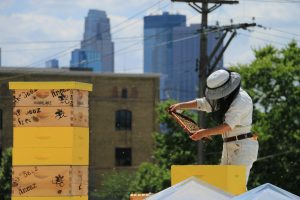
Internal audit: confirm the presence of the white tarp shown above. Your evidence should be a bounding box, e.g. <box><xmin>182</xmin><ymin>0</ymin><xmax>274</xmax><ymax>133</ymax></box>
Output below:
<box><xmin>231</xmin><ymin>183</ymin><xmax>300</xmax><ymax>200</ymax></box>
<box><xmin>146</xmin><ymin>176</ymin><xmax>233</xmax><ymax>200</ymax></box>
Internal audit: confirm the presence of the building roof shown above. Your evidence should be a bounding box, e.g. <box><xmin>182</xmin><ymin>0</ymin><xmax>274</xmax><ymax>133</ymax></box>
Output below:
<box><xmin>0</xmin><ymin>67</ymin><xmax>160</xmax><ymax>78</ymax></box>
<box><xmin>146</xmin><ymin>176</ymin><xmax>233</xmax><ymax>200</ymax></box>
<box><xmin>231</xmin><ymin>183</ymin><xmax>300</xmax><ymax>200</ymax></box>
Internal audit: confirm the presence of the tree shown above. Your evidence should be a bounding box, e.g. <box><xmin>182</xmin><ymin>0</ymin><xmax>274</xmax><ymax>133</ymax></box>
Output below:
<box><xmin>129</xmin><ymin>163</ymin><xmax>170</xmax><ymax>194</ymax></box>
<box><xmin>90</xmin><ymin>170</ymin><xmax>134</xmax><ymax>200</ymax></box>
<box><xmin>0</xmin><ymin>147</ymin><xmax>12</xmax><ymax>200</ymax></box>
<box><xmin>231</xmin><ymin>41</ymin><xmax>300</xmax><ymax>194</ymax></box>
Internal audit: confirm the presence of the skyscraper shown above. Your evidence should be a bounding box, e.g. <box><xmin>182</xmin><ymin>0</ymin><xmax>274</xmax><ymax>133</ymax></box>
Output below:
<box><xmin>45</xmin><ymin>59</ymin><xmax>59</xmax><ymax>68</ymax></box>
<box><xmin>171</xmin><ymin>24</ymin><xmax>223</xmax><ymax>101</ymax></box>
<box><xmin>144</xmin><ymin>12</ymin><xmax>186</xmax><ymax>100</ymax></box>
<box><xmin>144</xmin><ymin>12</ymin><xmax>223</xmax><ymax>101</ymax></box>
<box><xmin>70</xmin><ymin>9</ymin><xmax>114</xmax><ymax>72</ymax></box>
<box><xmin>70</xmin><ymin>49</ymin><xmax>89</xmax><ymax>68</ymax></box>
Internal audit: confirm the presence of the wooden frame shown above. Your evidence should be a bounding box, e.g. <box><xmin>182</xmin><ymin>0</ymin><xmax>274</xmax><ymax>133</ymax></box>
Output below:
<box><xmin>168</xmin><ymin>110</ymin><xmax>212</xmax><ymax>141</ymax></box>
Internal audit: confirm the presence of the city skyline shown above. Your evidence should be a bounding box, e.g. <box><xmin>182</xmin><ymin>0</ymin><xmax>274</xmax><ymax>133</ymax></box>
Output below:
<box><xmin>0</xmin><ymin>0</ymin><xmax>299</xmax><ymax>73</ymax></box>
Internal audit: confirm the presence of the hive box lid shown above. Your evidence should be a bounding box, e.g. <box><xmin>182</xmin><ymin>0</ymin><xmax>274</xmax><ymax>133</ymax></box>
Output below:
<box><xmin>9</xmin><ymin>82</ymin><xmax>93</xmax><ymax>91</ymax></box>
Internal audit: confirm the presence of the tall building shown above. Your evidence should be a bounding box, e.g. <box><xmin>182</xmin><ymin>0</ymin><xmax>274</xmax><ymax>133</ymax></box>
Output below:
<box><xmin>45</xmin><ymin>59</ymin><xmax>59</xmax><ymax>68</ymax></box>
<box><xmin>144</xmin><ymin>12</ymin><xmax>186</xmax><ymax>100</ymax></box>
<box><xmin>70</xmin><ymin>49</ymin><xmax>86</xmax><ymax>67</ymax></box>
<box><xmin>144</xmin><ymin>12</ymin><xmax>223</xmax><ymax>101</ymax></box>
<box><xmin>171</xmin><ymin>24</ymin><xmax>223</xmax><ymax>101</ymax></box>
<box><xmin>70</xmin><ymin>9</ymin><xmax>114</xmax><ymax>72</ymax></box>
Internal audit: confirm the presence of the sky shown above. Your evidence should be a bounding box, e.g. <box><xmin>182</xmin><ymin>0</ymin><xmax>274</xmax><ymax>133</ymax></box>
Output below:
<box><xmin>0</xmin><ymin>0</ymin><xmax>300</xmax><ymax>73</ymax></box>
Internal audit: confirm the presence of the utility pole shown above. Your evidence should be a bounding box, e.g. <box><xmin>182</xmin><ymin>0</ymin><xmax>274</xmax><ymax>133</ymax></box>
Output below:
<box><xmin>171</xmin><ymin>0</ymin><xmax>239</xmax><ymax>164</ymax></box>
<box><xmin>199</xmin><ymin>2</ymin><xmax>209</xmax><ymax>164</ymax></box>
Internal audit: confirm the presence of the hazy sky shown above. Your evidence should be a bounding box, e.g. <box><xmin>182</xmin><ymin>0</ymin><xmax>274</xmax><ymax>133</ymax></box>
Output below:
<box><xmin>0</xmin><ymin>0</ymin><xmax>299</xmax><ymax>73</ymax></box>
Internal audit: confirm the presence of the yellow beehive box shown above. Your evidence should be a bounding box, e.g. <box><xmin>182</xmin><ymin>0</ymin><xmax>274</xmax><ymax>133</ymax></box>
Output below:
<box><xmin>13</xmin><ymin>147</ymin><xmax>88</xmax><ymax>165</ymax></box>
<box><xmin>12</xmin><ymin>166</ymin><xmax>88</xmax><ymax>196</ymax></box>
<box><xmin>13</xmin><ymin>106</ymin><xmax>88</xmax><ymax>127</ymax></box>
<box><xmin>12</xmin><ymin>196</ymin><xmax>88</xmax><ymax>200</ymax></box>
<box><xmin>12</xmin><ymin>89</ymin><xmax>89</xmax><ymax>107</ymax></box>
<box><xmin>13</xmin><ymin>127</ymin><xmax>88</xmax><ymax>148</ymax></box>
<box><xmin>171</xmin><ymin>165</ymin><xmax>246</xmax><ymax>195</ymax></box>
<box><xmin>9</xmin><ymin>82</ymin><xmax>92</xmax><ymax>91</ymax></box>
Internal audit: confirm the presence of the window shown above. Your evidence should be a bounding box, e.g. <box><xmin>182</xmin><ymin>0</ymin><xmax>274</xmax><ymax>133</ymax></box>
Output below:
<box><xmin>115</xmin><ymin>148</ymin><xmax>132</xmax><ymax>166</ymax></box>
<box><xmin>115</xmin><ymin>109</ymin><xmax>132</xmax><ymax>130</ymax></box>
<box><xmin>121</xmin><ymin>88</ymin><xmax>128</xmax><ymax>98</ymax></box>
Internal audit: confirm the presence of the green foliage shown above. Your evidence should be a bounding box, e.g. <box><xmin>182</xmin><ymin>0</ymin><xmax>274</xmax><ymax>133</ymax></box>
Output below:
<box><xmin>129</xmin><ymin>162</ymin><xmax>170</xmax><ymax>193</ymax></box>
<box><xmin>231</xmin><ymin>41</ymin><xmax>300</xmax><ymax>194</ymax></box>
<box><xmin>90</xmin><ymin>170</ymin><xmax>134</xmax><ymax>200</ymax></box>
<box><xmin>202</xmin><ymin>134</ymin><xmax>223</xmax><ymax>165</ymax></box>
<box><xmin>0</xmin><ymin>147</ymin><xmax>12</xmax><ymax>200</ymax></box>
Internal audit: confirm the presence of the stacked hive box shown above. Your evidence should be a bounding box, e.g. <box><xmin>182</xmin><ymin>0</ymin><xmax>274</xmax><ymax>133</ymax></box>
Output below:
<box><xmin>9</xmin><ymin>82</ymin><xmax>92</xmax><ymax>200</ymax></box>
<box><xmin>171</xmin><ymin>165</ymin><xmax>247</xmax><ymax>195</ymax></box>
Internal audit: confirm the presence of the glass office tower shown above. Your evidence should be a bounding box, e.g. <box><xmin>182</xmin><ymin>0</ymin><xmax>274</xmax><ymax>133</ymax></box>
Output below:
<box><xmin>45</xmin><ymin>59</ymin><xmax>59</xmax><ymax>68</ymax></box>
<box><xmin>70</xmin><ymin>9</ymin><xmax>114</xmax><ymax>72</ymax></box>
<box><xmin>144</xmin><ymin>12</ymin><xmax>186</xmax><ymax>100</ymax></box>
<box><xmin>144</xmin><ymin>12</ymin><xmax>223</xmax><ymax>101</ymax></box>
<box><xmin>70</xmin><ymin>49</ymin><xmax>87</xmax><ymax>68</ymax></box>
<box><xmin>172</xmin><ymin>24</ymin><xmax>223</xmax><ymax>101</ymax></box>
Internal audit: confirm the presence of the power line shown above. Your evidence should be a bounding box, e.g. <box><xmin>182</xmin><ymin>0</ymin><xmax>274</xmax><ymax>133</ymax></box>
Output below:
<box><xmin>2</xmin><ymin>45</ymin><xmax>78</xmax><ymax>53</ymax></box>
<box><xmin>212</xmin><ymin>18</ymin><xmax>300</xmax><ymax>38</ymax></box>
<box><xmin>1</xmin><ymin>32</ymin><xmax>202</xmax><ymax>54</ymax></box>
<box><xmin>266</xmin><ymin>27</ymin><xmax>300</xmax><ymax>37</ymax></box>
<box><xmin>211</xmin><ymin>19</ymin><xmax>300</xmax><ymax>43</ymax></box>
<box><xmin>0</xmin><ymin>40</ymin><xmax>80</xmax><ymax>45</ymax></box>
<box><xmin>250</xmin><ymin>29</ymin><xmax>300</xmax><ymax>43</ymax></box>
<box><xmin>3</xmin><ymin>25</ymin><xmax>298</xmax><ymax>57</ymax></box>
<box><xmin>0</xmin><ymin>36</ymin><xmax>145</xmax><ymax>46</ymax></box>
<box><xmin>239</xmin><ymin>32</ymin><xmax>287</xmax><ymax>46</ymax></box>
